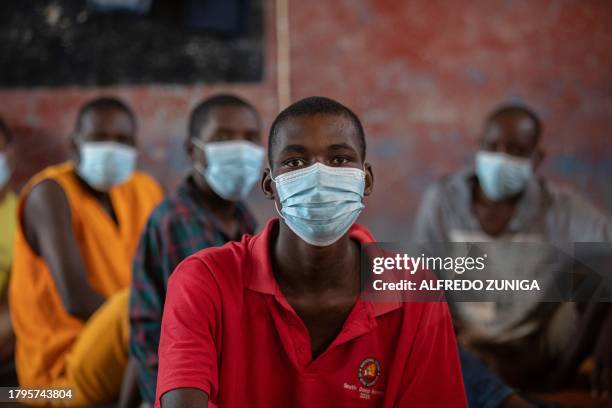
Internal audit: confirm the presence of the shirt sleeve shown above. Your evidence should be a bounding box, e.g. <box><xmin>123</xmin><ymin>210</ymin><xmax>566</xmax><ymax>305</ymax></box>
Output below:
<box><xmin>397</xmin><ymin>302</ymin><xmax>467</xmax><ymax>407</ymax></box>
<box><xmin>155</xmin><ymin>256</ymin><xmax>222</xmax><ymax>406</ymax></box>
<box><xmin>129</xmin><ymin>216</ymin><xmax>167</xmax><ymax>403</ymax></box>
<box><xmin>413</xmin><ymin>182</ymin><xmax>448</xmax><ymax>242</ymax></box>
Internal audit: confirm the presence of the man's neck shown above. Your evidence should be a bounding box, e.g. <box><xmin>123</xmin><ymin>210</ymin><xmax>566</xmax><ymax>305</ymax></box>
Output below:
<box><xmin>472</xmin><ymin>182</ymin><xmax>522</xmax><ymax>237</ymax></box>
<box><xmin>473</xmin><ymin>181</ymin><xmax>523</xmax><ymax>207</ymax></box>
<box><xmin>73</xmin><ymin>170</ymin><xmax>110</xmax><ymax>202</ymax></box>
<box><xmin>191</xmin><ymin>171</ymin><xmax>237</xmax><ymax>221</ymax></box>
<box><xmin>72</xmin><ymin>169</ymin><xmax>119</xmax><ymax>224</ymax></box>
<box><xmin>272</xmin><ymin>223</ymin><xmax>360</xmax><ymax>296</ymax></box>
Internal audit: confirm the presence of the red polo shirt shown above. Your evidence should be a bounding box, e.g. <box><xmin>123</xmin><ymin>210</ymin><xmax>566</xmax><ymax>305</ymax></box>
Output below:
<box><xmin>156</xmin><ymin>219</ymin><xmax>466</xmax><ymax>407</ymax></box>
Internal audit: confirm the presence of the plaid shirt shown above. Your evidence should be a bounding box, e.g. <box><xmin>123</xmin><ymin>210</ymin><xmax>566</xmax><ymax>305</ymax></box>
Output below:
<box><xmin>129</xmin><ymin>176</ymin><xmax>256</xmax><ymax>403</ymax></box>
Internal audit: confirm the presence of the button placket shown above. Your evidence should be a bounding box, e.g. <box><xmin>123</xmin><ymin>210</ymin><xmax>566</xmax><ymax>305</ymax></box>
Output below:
<box><xmin>296</xmin><ymin>337</ymin><xmax>311</xmax><ymax>365</ymax></box>
<box><xmin>283</xmin><ymin>308</ymin><xmax>312</xmax><ymax>366</ymax></box>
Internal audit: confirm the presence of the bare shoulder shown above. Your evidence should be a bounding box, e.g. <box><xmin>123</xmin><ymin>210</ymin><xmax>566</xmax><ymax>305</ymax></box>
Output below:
<box><xmin>24</xmin><ymin>178</ymin><xmax>70</xmax><ymax>223</ymax></box>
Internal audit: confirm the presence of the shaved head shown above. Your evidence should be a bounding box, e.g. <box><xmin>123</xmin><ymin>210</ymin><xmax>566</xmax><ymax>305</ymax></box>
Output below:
<box><xmin>481</xmin><ymin>104</ymin><xmax>542</xmax><ymax>157</ymax></box>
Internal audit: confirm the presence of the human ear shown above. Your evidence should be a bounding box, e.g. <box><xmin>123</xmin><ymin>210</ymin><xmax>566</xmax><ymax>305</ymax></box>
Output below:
<box><xmin>185</xmin><ymin>139</ymin><xmax>195</xmax><ymax>161</ymax></box>
<box><xmin>532</xmin><ymin>149</ymin><xmax>545</xmax><ymax>171</ymax></box>
<box><xmin>186</xmin><ymin>138</ymin><xmax>208</xmax><ymax>168</ymax></box>
<box><xmin>261</xmin><ymin>167</ymin><xmax>275</xmax><ymax>200</ymax></box>
<box><xmin>70</xmin><ymin>133</ymin><xmax>81</xmax><ymax>163</ymax></box>
<box><xmin>364</xmin><ymin>162</ymin><xmax>374</xmax><ymax>196</ymax></box>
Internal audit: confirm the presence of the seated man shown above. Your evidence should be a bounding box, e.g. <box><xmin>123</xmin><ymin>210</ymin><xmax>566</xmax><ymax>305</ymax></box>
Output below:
<box><xmin>130</xmin><ymin>94</ymin><xmax>264</xmax><ymax>404</ymax></box>
<box><xmin>156</xmin><ymin>97</ymin><xmax>467</xmax><ymax>407</ymax></box>
<box><xmin>9</xmin><ymin>97</ymin><xmax>163</xmax><ymax>406</ymax></box>
<box><xmin>414</xmin><ymin>105</ymin><xmax>612</xmax><ymax>394</ymax></box>
<box><xmin>0</xmin><ymin>117</ymin><xmax>17</xmax><ymax>385</ymax></box>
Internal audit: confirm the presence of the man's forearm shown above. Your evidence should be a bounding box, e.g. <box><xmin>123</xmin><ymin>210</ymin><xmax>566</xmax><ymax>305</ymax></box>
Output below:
<box><xmin>551</xmin><ymin>303</ymin><xmax>609</xmax><ymax>387</ymax></box>
<box><xmin>0</xmin><ymin>304</ymin><xmax>14</xmax><ymax>361</ymax></box>
<box><xmin>63</xmin><ymin>281</ymin><xmax>106</xmax><ymax>320</ymax></box>
<box><xmin>161</xmin><ymin>388</ymin><xmax>209</xmax><ymax>408</ymax></box>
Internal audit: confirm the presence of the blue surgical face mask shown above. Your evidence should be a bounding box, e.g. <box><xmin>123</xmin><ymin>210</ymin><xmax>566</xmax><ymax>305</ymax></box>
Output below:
<box><xmin>193</xmin><ymin>140</ymin><xmax>265</xmax><ymax>202</ymax></box>
<box><xmin>77</xmin><ymin>142</ymin><xmax>137</xmax><ymax>191</ymax></box>
<box><xmin>0</xmin><ymin>153</ymin><xmax>11</xmax><ymax>189</ymax></box>
<box><xmin>475</xmin><ymin>150</ymin><xmax>533</xmax><ymax>201</ymax></box>
<box><xmin>272</xmin><ymin>162</ymin><xmax>366</xmax><ymax>247</ymax></box>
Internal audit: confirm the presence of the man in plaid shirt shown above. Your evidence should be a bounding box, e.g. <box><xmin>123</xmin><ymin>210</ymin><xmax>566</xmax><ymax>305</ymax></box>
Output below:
<box><xmin>129</xmin><ymin>94</ymin><xmax>263</xmax><ymax>404</ymax></box>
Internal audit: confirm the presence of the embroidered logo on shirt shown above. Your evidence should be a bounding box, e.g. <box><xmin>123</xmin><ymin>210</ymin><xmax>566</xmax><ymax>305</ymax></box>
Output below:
<box><xmin>358</xmin><ymin>358</ymin><xmax>381</xmax><ymax>387</ymax></box>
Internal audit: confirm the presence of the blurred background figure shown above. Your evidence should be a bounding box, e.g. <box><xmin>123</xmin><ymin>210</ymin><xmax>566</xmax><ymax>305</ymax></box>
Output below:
<box><xmin>413</xmin><ymin>105</ymin><xmax>611</xmax><ymax>395</ymax></box>
<box><xmin>129</xmin><ymin>94</ymin><xmax>263</xmax><ymax>406</ymax></box>
<box><xmin>9</xmin><ymin>97</ymin><xmax>162</xmax><ymax>406</ymax></box>
<box><xmin>0</xmin><ymin>117</ymin><xmax>17</xmax><ymax>386</ymax></box>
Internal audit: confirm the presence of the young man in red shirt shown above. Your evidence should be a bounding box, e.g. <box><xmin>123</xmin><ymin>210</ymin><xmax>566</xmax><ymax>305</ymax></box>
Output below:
<box><xmin>156</xmin><ymin>96</ymin><xmax>467</xmax><ymax>407</ymax></box>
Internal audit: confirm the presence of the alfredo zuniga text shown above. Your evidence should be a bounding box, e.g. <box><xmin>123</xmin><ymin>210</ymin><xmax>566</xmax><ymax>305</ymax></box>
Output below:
<box><xmin>371</xmin><ymin>277</ymin><xmax>540</xmax><ymax>292</ymax></box>
<box><xmin>363</xmin><ymin>251</ymin><xmax>542</xmax><ymax>302</ymax></box>
<box><xmin>360</xmin><ymin>242</ymin><xmax>612</xmax><ymax>303</ymax></box>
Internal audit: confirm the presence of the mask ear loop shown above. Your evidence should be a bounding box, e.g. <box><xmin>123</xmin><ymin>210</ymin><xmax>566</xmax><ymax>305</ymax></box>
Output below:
<box><xmin>268</xmin><ymin>169</ymin><xmax>286</xmax><ymax>220</ymax></box>
<box><xmin>273</xmin><ymin>200</ymin><xmax>286</xmax><ymax>221</ymax></box>
<box><xmin>193</xmin><ymin>162</ymin><xmax>207</xmax><ymax>178</ymax></box>
<box><xmin>269</xmin><ymin>167</ymin><xmax>277</xmax><ymax>183</ymax></box>
<box><xmin>191</xmin><ymin>139</ymin><xmax>208</xmax><ymax>179</ymax></box>
<box><xmin>191</xmin><ymin>138</ymin><xmax>207</xmax><ymax>152</ymax></box>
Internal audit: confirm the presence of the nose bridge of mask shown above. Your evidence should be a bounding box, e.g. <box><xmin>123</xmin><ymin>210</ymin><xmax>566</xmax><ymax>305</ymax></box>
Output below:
<box><xmin>283</xmin><ymin>189</ymin><xmax>362</xmax><ymax>206</ymax></box>
<box><xmin>275</xmin><ymin>164</ymin><xmax>365</xmax><ymax>206</ymax></box>
<box><xmin>88</xmin><ymin>140</ymin><xmax>134</xmax><ymax>152</ymax></box>
<box><xmin>82</xmin><ymin>141</ymin><xmax>133</xmax><ymax>166</ymax></box>
<box><xmin>273</xmin><ymin>162</ymin><xmax>365</xmax><ymax>187</ymax></box>
<box><xmin>200</xmin><ymin>140</ymin><xmax>265</xmax><ymax>170</ymax></box>
<box><xmin>274</xmin><ymin>162</ymin><xmax>365</xmax><ymax>208</ymax></box>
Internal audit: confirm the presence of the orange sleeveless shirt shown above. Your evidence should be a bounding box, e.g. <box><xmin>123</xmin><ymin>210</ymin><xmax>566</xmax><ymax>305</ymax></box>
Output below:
<box><xmin>9</xmin><ymin>162</ymin><xmax>163</xmax><ymax>387</ymax></box>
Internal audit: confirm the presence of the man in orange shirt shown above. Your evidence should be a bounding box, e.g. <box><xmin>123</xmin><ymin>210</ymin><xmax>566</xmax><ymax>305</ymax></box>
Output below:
<box><xmin>9</xmin><ymin>97</ymin><xmax>163</xmax><ymax>406</ymax></box>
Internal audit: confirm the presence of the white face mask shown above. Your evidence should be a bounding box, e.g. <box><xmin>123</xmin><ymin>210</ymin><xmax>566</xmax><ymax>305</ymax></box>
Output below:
<box><xmin>193</xmin><ymin>139</ymin><xmax>265</xmax><ymax>202</ymax></box>
<box><xmin>0</xmin><ymin>153</ymin><xmax>11</xmax><ymax>189</ymax></box>
<box><xmin>77</xmin><ymin>142</ymin><xmax>137</xmax><ymax>191</ymax></box>
<box><xmin>475</xmin><ymin>150</ymin><xmax>533</xmax><ymax>201</ymax></box>
<box><xmin>272</xmin><ymin>162</ymin><xmax>366</xmax><ymax>246</ymax></box>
